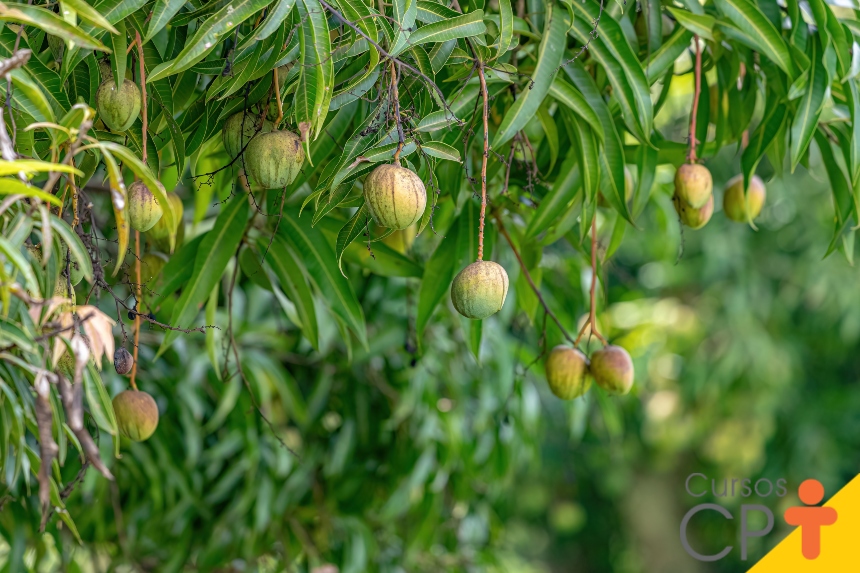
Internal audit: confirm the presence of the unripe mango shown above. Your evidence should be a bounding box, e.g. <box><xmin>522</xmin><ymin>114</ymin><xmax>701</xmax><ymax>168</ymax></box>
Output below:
<box><xmin>674</xmin><ymin>164</ymin><xmax>713</xmax><ymax>209</ymax></box>
<box><xmin>148</xmin><ymin>193</ymin><xmax>183</xmax><ymax>240</ymax></box>
<box><xmin>128</xmin><ymin>181</ymin><xmax>164</xmax><ymax>232</ymax></box>
<box><xmin>139</xmin><ymin>252</ymin><xmax>167</xmax><ymax>283</ymax></box>
<box><xmin>590</xmin><ymin>345</ymin><xmax>634</xmax><ymax>395</ymax></box>
<box><xmin>113</xmin><ymin>348</ymin><xmax>133</xmax><ymax>376</ymax></box>
<box><xmin>364</xmin><ymin>164</ymin><xmax>427</xmax><ymax>230</ymax></box>
<box><xmin>723</xmin><ymin>174</ymin><xmax>766</xmax><ymax>222</ymax></box>
<box><xmin>96</xmin><ymin>79</ymin><xmax>141</xmax><ymax>132</ymax></box>
<box><xmin>673</xmin><ymin>193</ymin><xmax>713</xmax><ymax>230</ymax></box>
<box><xmin>245</xmin><ymin>130</ymin><xmax>305</xmax><ymax>189</ymax></box>
<box><xmin>451</xmin><ymin>261</ymin><xmax>509</xmax><ymax>320</ymax></box>
<box><xmin>222</xmin><ymin>112</ymin><xmax>273</xmax><ymax>158</ymax></box>
<box><xmin>112</xmin><ymin>390</ymin><xmax>159</xmax><ymax>441</ymax></box>
<box><xmin>545</xmin><ymin>346</ymin><xmax>591</xmax><ymax>400</ymax></box>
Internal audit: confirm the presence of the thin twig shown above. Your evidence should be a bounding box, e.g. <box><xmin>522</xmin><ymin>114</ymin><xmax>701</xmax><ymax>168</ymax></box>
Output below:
<box><xmin>495</xmin><ymin>215</ymin><xmax>576</xmax><ymax>345</ymax></box>
<box><xmin>273</xmin><ymin>66</ymin><xmax>284</xmax><ymax>127</ymax></box>
<box><xmin>317</xmin><ymin>0</ymin><xmax>455</xmax><ymax>117</ymax></box>
<box><xmin>129</xmin><ymin>32</ymin><xmax>148</xmax><ymax>390</ymax></box>
<box><xmin>129</xmin><ymin>231</ymin><xmax>140</xmax><ymax>391</ymax></box>
<box><xmin>687</xmin><ymin>34</ymin><xmax>702</xmax><ymax>163</ymax></box>
<box><xmin>574</xmin><ymin>216</ymin><xmax>606</xmax><ymax>346</ymax></box>
<box><xmin>477</xmin><ymin>64</ymin><xmax>489</xmax><ymax>261</ymax></box>
<box><xmin>390</xmin><ymin>59</ymin><xmax>405</xmax><ymax>165</ymax></box>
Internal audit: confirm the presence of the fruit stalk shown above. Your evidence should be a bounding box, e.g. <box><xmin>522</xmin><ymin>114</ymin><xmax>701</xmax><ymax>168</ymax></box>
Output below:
<box><xmin>687</xmin><ymin>34</ymin><xmax>702</xmax><ymax>163</ymax></box>
<box><xmin>574</xmin><ymin>217</ymin><xmax>607</xmax><ymax>346</ymax></box>
<box><xmin>496</xmin><ymin>214</ymin><xmax>575</xmax><ymax>345</ymax></box>
<box><xmin>129</xmin><ymin>31</ymin><xmax>147</xmax><ymax>390</ymax></box>
<box><xmin>390</xmin><ymin>60</ymin><xmax>405</xmax><ymax>166</ymax></box>
<box><xmin>135</xmin><ymin>32</ymin><xmax>147</xmax><ymax>164</ymax></box>
<box><xmin>273</xmin><ymin>67</ymin><xmax>283</xmax><ymax>128</ymax></box>
<box><xmin>130</xmin><ymin>230</ymin><xmax>140</xmax><ymax>391</ymax></box>
<box><xmin>477</xmin><ymin>63</ymin><xmax>489</xmax><ymax>262</ymax></box>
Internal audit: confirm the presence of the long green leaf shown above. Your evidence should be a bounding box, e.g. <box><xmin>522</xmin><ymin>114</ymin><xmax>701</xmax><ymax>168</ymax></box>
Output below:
<box><xmin>564</xmin><ymin>62</ymin><xmax>631</xmax><ymax>222</ymax></box>
<box><xmin>158</xmin><ymin>195</ymin><xmax>249</xmax><ymax>355</ymax></box>
<box><xmin>715</xmin><ymin>0</ymin><xmax>795</xmax><ymax>78</ymax></box>
<box><xmin>145</xmin><ymin>0</ymin><xmax>188</xmax><ymax>41</ymax></box>
<box><xmin>524</xmin><ymin>152</ymin><xmax>581</xmax><ymax>239</ymax></box>
<box><xmin>399</xmin><ymin>10</ymin><xmax>486</xmax><ymax>55</ymax></box>
<box><xmin>61</xmin><ymin>0</ymin><xmax>119</xmax><ymax>34</ymax></box>
<box><xmin>161</xmin><ymin>0</ymin><xmax>271</xmax><ymax>77</ymax></box>
<box><xmin>666</xmin><ymin>7</ymin><xmax>715</xmax><ymax>41</ymax></box>
<box><xmin>790</xmin><ymin>38</ymin><xmax>827</xmax><ymax>171</ymax></box>
<box><xmin>44</xmin><ymin>214</ymin><xmax>93</xmax><ymax>283</ymax></box>
<box><xmin>263</xmin><ymin>235</ymin><xmax>319</xmax><ymax>349</ymax></box>
<box><xmin>0</xmin><ymin>236</ymin><xmax>39</xmax><ymax>296</ymax></box>
<box><xmin>279</xmin><ymin>209</ymin><xmax>367</xmax><ymax>347</ymax></box>
<box><xmin>239</xmin><ymin>0</ymin><xmax>296</xmax><ymax>49</ymax></box>
<box><xmin>335</xmin><ymin>204</ymin><xmax>370</xmax><ymax>276</ymax></box>
<box><xmin>420</xmin><ymin>140</ymin><xmax>461</xmax><ymax>162</ymax></box>
<box><xmin>493</xmin><ymin>5</ymin><xmax>565</xmax><ymax>147</ymax></box>
<box><xmin>495</xmin><ymin>0</ymin><xmax>513</xmax><ymax>60</ymax></box>
<box><xmin>0</xmin><ymin>4</ymin><xmax>109</xmax><ymax>52</ymax></box>
<box><xmin>391</xmin><ymin>0</ymin><xmax>417</xmax><ymax>57</ymax></box>
<box><xmin>568</xmin><ymin>1</ymin><xmax>652</xmax><ymax>142</ymax></box>
<box><xmin>96</xmin><ymin>141</ymin><xmax>175</xmax><ymax>245</ymax></box>
<box><xmin>548</xmin><ymin>78</ymin><xmax>603</xmax><ymax>142</ymax></box>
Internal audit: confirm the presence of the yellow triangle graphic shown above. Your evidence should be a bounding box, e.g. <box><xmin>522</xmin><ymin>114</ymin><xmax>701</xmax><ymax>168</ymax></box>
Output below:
<box><xmin>748</xmin><ymin>474</ymin><xmax>860</xmax><ymax>572</ymax></box>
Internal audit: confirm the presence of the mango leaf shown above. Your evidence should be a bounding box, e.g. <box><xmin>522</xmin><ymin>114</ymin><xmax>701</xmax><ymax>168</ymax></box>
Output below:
<box><xmin>398</xmin><ymin>10</ymin><xmax>486</xmax><ymax>55</ymax></box>
<box><xmin>0</xmin><ymin>4</ymin><xmax>109</xmax><ymax>52</ymax></box>
<box><xmin>390</xmin><ymin>0</ymin><xmax>418</xmax><ymax>57</ymax></box>
<box><xmin>666</xmin><ymin>7</ymin><xmax>715</xmax><ymax>41</ymax></box>
<box><xmin>279</xmin><ymin>209</ymin><xmax>367</xmax><ymax>348</ymax></box>
<box><xmin>495</xmin><ymin>0</ymin><xmax>513</xmax><ymax>60</ymax></box>
<box><xmin>568</xmin><ymin>113</ymin><xmax>599</xmax><ymax>207</ymax></box>
<box><xmin>158</xmin><ymin>195</ymin><xmax>249</xmax><ymax>355</ymax></box>
<box><xmin>42</xmin><ymin>214</ymin><xmax>93</xmax><ymax>284</ymax></box>
<box><xmin>159</xmin><ymin>0</ymin><xmax>271</xmax><ymax>77</ymax></box>
<box><xmin>336</xmin><ymin>203</ymin><xmax>370</xmax><ymax>276</ymax></box>
<box><xmin>415</xmin><ymin>109</ymin><xmax>461</xmax><ymax>132</ymax></box>
<box><xmin>0</xmin><ymin>28</ymin><xmax>71</xmax><ymax>116</ymax></box>
<box><xmin>145</xmin><ymin>0</ymin><xmax>188</xmax><ymax>41</ymax></box>
<box><xmin>567</xmin><ymin>1</ymin><xmax>652</xmax><ymax>142</ymax></box>
<box><xmin>416</xmin><ymin>216</ymin><xmax>461</xmax><ymax>343</ymax></box>
<box><xmin>741</xmin><ymin>102</ymin><xmax>786</xmax><ymax>191</ymax></box>
<box><xmin>109</xmin><ymin>19</ymin><xmax>126</xmax><ymax>91</ymax></box>
<box><xmin>95</xmin><ymin>141</ymin><xmax>175</xmax><ymax>244</ymax></box>
<box><xmin>714</xmin><ymin>0</ymin><xmax>796</xmax><ymax>78</ymax></box>
<box><xmin>548</xmin><ymin>78</ymin><xmax>603</xmax><ymax>142</ymax></box>
<box><xmin>525</xmin><ymin>153</ymin><xmax>580</xmax><ymax>239</ymax></box>
<box><xmin>816</xmin><ymin>130</ymin><xmax>854</xmax><ymax>256</ymax></box>
<box><xmin>0</xmin><ymin>179</ymin><xmax>64</xmax><ymax>206</ymax></box>
<box><xmin>564</xmin><ymin>62</ymin><xmax>630</xmax><ymax>222</ymax></box>
<box><xmin>493</xmin><ymin>5</ymin><xmax>565</xmax><ymax>147</ymax></box>
<box><xmin>61</xmin><ymin>0</ymin><xmax>118</xmax><ymax>34</ymax></box>
<box><xmin>99</xmin><ymin>148</ymin><xmax>128</xmax><ymax>275</ymax></box>
<box><xmin>2</xmin><ymin>69</ymin><xmax>54</xmax><ymax>123</ymax></box>
<box><xmin>790</xmin><ymin>38</ymin><xmax>827</xmax><ymax>172</ymax></box>
<box><xmin>0</xmin><ymin>236</ymin><xmax>39</xmax><ymax>296</ymax></box>
<box><xmin>420</xmin><ymin>140</ymin><xmax>461</xmax><ymax>162</ymax></box>
<box><xmin>299</xmin><ymin>0</ymin><xmax>332</xmax><ymax>138</ymax></box>
<box><xmin>262</xmin><ymin>235</ymin><xmax>320</xmax><ymax>350</ymax></box>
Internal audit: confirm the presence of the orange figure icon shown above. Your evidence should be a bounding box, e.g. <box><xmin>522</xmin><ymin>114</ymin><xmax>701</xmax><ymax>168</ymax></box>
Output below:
<box><xmin>784</xmin><ymin>479</ymin><xmax>838</xmax><ymax>559</ymax></box>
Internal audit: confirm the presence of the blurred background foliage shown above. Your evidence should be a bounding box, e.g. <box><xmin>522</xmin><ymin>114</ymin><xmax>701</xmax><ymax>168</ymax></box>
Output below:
<box><xmin>3</xmin><ymin>45</ymin><xmax>860</xmax><ymax>572</ymax></box>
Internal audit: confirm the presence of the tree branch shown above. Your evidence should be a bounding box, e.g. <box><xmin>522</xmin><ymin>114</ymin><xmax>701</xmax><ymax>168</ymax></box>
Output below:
<box><xmin>495</xmin><ymin>214</ymin><xmax>576</xmax><ymax>345</ymax></box>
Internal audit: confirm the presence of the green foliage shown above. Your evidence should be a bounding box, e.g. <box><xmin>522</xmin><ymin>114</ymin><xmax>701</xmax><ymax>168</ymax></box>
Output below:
<box><xmin>2</xmin><ymin>0</ymin><xmax>860</xmax><ymax>569</ymax></box>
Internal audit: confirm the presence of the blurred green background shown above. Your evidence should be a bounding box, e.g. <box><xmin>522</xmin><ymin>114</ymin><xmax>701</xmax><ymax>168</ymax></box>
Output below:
<box><xmin>3</xmin><ymin>57</ymin><xmax>860</xmax><ymax>573</ymax></box>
